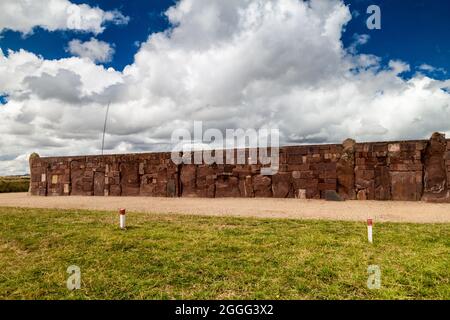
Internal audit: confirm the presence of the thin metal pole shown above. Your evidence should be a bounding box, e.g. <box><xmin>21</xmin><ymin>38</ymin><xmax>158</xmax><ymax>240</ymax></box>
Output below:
<box><xmin>101</xmin><ymin>102</ymin><xmax>110</xmax><ymax>156</ymax></box>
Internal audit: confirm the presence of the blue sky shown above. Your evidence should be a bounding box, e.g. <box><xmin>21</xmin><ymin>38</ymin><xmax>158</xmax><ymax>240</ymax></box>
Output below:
<box><xmin>1</xmin><ymin>0</ymin><xmax>449</xmax><ymax>75</ymax></box>
<box><xmin>342</xmin><ymin>0</ymin><xmax>450</xmax><ymax>80</ymax></box>
<box><xmin>0</xmin><ymin>0</ymin><xmax>176</xmax><ymax>71</ymax></box>
<box><xmin>1</xmin><ymin>0</ymin><xmax>450</xmax><ymax>175</ymax></box>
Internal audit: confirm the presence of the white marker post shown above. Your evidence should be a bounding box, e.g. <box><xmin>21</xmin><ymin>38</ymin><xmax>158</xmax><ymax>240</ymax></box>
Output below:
<box><xmin>367</xmin><ymin>218</ymin><xmax>373</xmax><ymax>243</ymax></box>
<box><xmin>119</xmin><ymin>208</ymin><xmax>126</xmax><ymax>229</ymax></box>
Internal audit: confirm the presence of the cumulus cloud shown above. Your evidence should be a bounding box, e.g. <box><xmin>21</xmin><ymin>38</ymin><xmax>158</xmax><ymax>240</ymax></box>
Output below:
<box><xmin>0</xmin><ymin>0</ymin><xmax>129</xmax><ymax>34</ymax></box>
<box><xmin>1</xmin><ymin>0</ymin><xmax>450</xmax><ymax>175</ymax></box>
<box><xmin>67</xmin><ymin>38</ymin><xmax>115</xmax><ymax>63</ymax></box>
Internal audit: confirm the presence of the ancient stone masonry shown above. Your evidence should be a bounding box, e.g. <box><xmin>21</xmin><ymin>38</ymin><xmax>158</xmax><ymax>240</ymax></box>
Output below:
<box><xmin>29</xmin><ymin>133</ymin><xmax>450</xmax><ymax>202</ymax></box>
<box><xmin>422</xmin><ymin>133</ymin><xmax>450</xmax><ymax>202</ymax></box>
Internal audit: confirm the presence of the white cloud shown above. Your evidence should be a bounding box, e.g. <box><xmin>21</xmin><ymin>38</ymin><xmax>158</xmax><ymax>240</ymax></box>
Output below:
<box><xmin>388</xmin><ymin>60</ymin><xmax>410</xmax><ymax>75</ymax></box>
<box><xmin>419</xmin><ymin>64</ymin><xmax>436</xmax><ymax>72</ymax></box>
<box><xmin>418</xmin><ymin>63</ymin><xmax>446</xmax><ymax>75</ymax></box>
<box><xmin>348</xmin><ymin>33</ymin><xmax>370</xmax><ymax>53</ymax></box>
<box><xmin>1</xmin><ymin>0</ymin><xmax>450</xmax><ymax>175</ymax></box>
<box><xmin>0</xmin><ymin>0</ymin><xmax>129</xmax><ymax>35</ymax></box>
<box><xmin>67</xmin><ymin>38</ymin><xmax>115</xmax><ymax>63</ymax></box>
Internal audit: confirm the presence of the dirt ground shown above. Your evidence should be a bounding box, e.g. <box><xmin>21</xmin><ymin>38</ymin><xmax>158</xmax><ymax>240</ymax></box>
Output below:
<box><xmin>1</xmin><ymin>193</ymin><xmax>449</xmax><ymax>223</ymax></box>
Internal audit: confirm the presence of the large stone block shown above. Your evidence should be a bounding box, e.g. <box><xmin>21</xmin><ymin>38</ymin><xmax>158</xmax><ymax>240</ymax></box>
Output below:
<box><xmin>44</xmin><ymin>159</ymin><xmax>71</xmax><ymax>196</ymax></box>
<box><xmin>180</xmin><ymin>165</ymin><xmax>197</xmax><ymax>197</ymax></box>
<box><xmin>337</xmin><ymin>138</ymin><xmax>355</xmax><ymax>200</ymax></box>
<box><xmin>167</xmin><ymin>179</ymin><xmax>178</xmax><ymax>197</ymax></box>
<box><xmin>196</xmin><ymin>166</ymin><xmax>216</xmax><ymax>198</ymax></box>
<box><xmin>29</xmin><ymin>157</ymin><xmax>48</xmax><ymax>196</ymax></box>
<box><xmin>271</xmin><ymin>173</ymin><xmax>292</xmax><ymax>198</ymax></box>
<box><xmin>253</xmin><ymin>175</ymin><xmax>272</xmax><ymax>197</ymax></box>
<box><xmin>120</xmin><ymin>162</ymin><xmax>140</xmax><ymax>196</ymax></box>
<box><xmin>140</xmin><ymin>173</ymin><xmax>157</xmax><ymax>196</ymax></box>
<box><xmin>422</xmin><ymin>132</ymin><xmax>448</xmax><ymax>202</ymax></box>
<box><xmin>374</xmin><ymin>166</ymin><xmax>390</xmax><ymax>200</ymax></box>
<box><xmin>70</xmin><ymin>159</ymin><xmax>93</xmax><ymax>196</ymax></box>
<box><xmin>215</xmin><ymin>175</ymin><xmax>240</xmax><ymax>197</ymax></box>
<box><xmin>390</xmin><ymin>171</ymin><xmax>421</xmax><ymax>201</ymax></box>
<box><xmin>93</xmin><ymin>171</ymin><xmax>105</xmax><ymax>196</ymax></box>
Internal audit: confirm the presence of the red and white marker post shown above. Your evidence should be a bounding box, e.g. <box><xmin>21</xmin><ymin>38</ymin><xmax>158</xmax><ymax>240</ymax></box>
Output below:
<box><xmin>367</xmin><ymin>218</ymin><xmax>373</xmax><ymax>243</ymax></box>
<box><xmin>119</xmin><ymin>208</ymin><xmax>126</xmax><ymax>229</ymax></box>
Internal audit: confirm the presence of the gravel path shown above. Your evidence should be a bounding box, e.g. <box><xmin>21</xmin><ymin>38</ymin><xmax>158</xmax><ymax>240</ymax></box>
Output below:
<box><xmin>1</xmin><ymin>193</ymin><xmax>449</xmax><ymax>223</ymax></box>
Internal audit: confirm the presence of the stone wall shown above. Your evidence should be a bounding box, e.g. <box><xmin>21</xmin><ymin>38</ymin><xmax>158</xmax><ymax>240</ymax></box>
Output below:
<box><xmin>29</xmin><ymin>133</ymin><xmax>450</xmax><ymax>202</ymax></box>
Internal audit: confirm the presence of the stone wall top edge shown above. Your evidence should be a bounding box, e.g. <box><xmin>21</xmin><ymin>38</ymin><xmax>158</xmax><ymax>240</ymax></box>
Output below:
<box><xmin>38</xmin><ymin>150</ymin><xmax>172</xmax><ymax>161</ymax></box>
<box><xmin>355</xmin><ymin>139</ymin><xmax>429</xmax><ymax>145</ymax></box>
<box><xmin>34</xmin><ymin>138</ymin><xmax>450</xmax><ymax>161</ymax></box>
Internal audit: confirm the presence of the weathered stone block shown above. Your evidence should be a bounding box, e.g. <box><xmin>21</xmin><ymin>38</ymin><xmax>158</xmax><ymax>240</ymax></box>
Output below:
<box><xmin>336</xmin><ymin>138</ymin><xmax>356</xmax><ymax>200</ymax></box>
<box><xmin>253</xmin><ymin>175</ymin><xmax>272</xmax><ymax>197</ymax></box>
<box><xmin>119</xmin><ymin>162</ymin><xmax>140</xmax><ymax>196</ymax></box>
<box><xmin>374</xmin><ymin>166</ymin><xmax>390</xmax><ymax>200</ymax></box>
<box><xmin>70</xmin><ymin>160</ymin><xmax>93</xmax><ymax>196</ymax></box>
<box><xmin>422</xmin><ymin>132</ymin><xmax>448</xmax><ymax>202</ymax></box>
<box><xmin>272</xmin><ymin>173</ymin><xmax>292</xmax><ymax>198</ymax></box>
<box><xmin>390</xmin><ymin>171</ymin><xmax>421</xmax><ymax>201</ymax></box>
<box><xmin>93</xmin><ymin>171</ymin><xmax>105</xmax><ymax>196</ymax></box>
<box><xmin>215</xmin><ymin>176</ymin><xmax>240</xmax><ymax>197</ymax></box>
<box><xmin>109</xmin><ymin>185</ymin><xmax>121</xmax><ymax>196</ymax></box>
<box><xmin>180</xmin><ymin>165</ymin><xmax>197</xmax><ymax>197</ymax></box>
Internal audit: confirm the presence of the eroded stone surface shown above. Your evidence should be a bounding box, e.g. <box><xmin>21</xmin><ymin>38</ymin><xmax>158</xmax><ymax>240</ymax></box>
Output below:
<box><xmin>253</xmin><ymin>175</ymin><xmax>272</xmax><ymax>197</ymax></box>
<box><xmin>422</xmin><ymin>132</ymin><xmax>449</xmax><ymax>202</ymax></box>
<box><xmin>337</xmin><ymin>138</ymin><xmax>355</xmax><ymax>200</ymax></box>
<box><xmin>181</xmin><ymin>164</ymin><xmax>197</xmax><ymax>197</ymax></box>
<box><xmin>390</xmin><ymin>171</ymin><xmax>422</xmax><ymax>201</ymax></box>
<box><xmin>272</xmin><ymin>173</ymin><xmax>291</xmax><ymax>198</ymax></box>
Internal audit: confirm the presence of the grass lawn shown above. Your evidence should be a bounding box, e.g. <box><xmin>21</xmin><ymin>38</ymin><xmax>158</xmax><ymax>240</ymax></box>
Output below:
<box><xmin>0</xmin><ymin>176</ymin><xmax>30</xmax><ymax>193</ymax></box>
<box><xmin>0</xmin><ymin>207</ymin><xmax>448</xmax><ymax>300</ymax></box>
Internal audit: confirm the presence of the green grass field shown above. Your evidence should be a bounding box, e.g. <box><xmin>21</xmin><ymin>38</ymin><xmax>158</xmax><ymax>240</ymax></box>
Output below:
<box><xmin>0</xmin><ymin>176</ymin><xmax>30</xmax><ymax>193</ymax></box>
<box><xmin>0</xmin><ymin>207</ymin><xmax>448</xmax><ymax>300</ymax></box>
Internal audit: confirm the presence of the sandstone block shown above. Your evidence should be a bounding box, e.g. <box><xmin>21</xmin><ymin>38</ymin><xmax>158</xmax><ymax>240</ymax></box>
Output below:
<box><xmin>272</xmin><ymin>173</ymin><xmax>292</xmax><ymax>198</ymax></box>
<box><xmin>422</xmin><ymin>132</ymin><xmax>448</xmax><ymax>201</ymax></box>
<box><xmin>390</xmin><ymin>171</ymin><xmax>421</xmax><ymax>201</ymax></box>
<box><xmin>253</xmin><ymin>175</ymin><xmax>272</xmax><ymax>197</ymax></box>
<box><xmin>215</xmin><ymin>176</ymin><xmax>240</xmax><ymax>197</ymax></box>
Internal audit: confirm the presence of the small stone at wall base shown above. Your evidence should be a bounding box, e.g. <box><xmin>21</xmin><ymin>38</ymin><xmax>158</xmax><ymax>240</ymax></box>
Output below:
<box><xmin>322</xmin><ymin>190</ymin><xmax>344</xmax><ymax>202</ymax></box>
<box><xmin>357</xmin><ymin>189</ymin><xmax>367</xmax><ymax>200</ymax></box>
<box><xmin>423</xmin><ymin>190</ymin><xmax>450</xmax><ymax>203</ymax></box>
<box><xmin>296</xmin><ymin>189</ymin><xmax>307</xmax><ymax>199</ymax></box>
